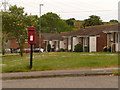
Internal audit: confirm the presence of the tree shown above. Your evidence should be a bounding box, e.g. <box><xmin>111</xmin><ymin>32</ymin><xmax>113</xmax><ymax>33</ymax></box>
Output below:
<box><xmin>66</xmin><ymin>18</ymin><xmax>75</xmax><ymax>26</ymax></box>
<box><xmin>9</xmin><ymin>5</ymin><xmax>27</xmax><ymax>56</ymax></box>
<box><xmin>2</xmin><ymin>11</ymin><xmax>12</xmax><ymax>55</ymax></box>
<box><xmin>2</xmin><ymin>5</ymin><xmax>40</xmax><ymax>56</ymax></box>
<box><xmin>41</xmin><ymin>12</ymin><xmax>72</xmax><ymax>33</ymax></box>
<box><xmin>83</xmin><ymin>15</ymin><xmax>103</xmax><ymax>27</ymax></box>
<box><xmin>109</xmin><ymin>19</ymin><xmax>119</xmax><ymax>23</ymax></box>
<box><xmin>2</xmin><ymin>5</ymin><xmax>27</xmax><ymax>56</ymax></box>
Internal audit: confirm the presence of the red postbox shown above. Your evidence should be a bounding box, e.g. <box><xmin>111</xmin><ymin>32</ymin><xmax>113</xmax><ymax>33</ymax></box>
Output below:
<box><xmin>28</xmin><ymin>27</ymin><xmax>36</xmax><ymax>44</ymax></box>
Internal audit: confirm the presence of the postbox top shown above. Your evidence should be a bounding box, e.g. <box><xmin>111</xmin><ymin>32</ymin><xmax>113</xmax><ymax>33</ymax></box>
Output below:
<box><xmin>28</xmin><ymin>27</ymin><xmax>36</xmax><ymax>31</ymax></box>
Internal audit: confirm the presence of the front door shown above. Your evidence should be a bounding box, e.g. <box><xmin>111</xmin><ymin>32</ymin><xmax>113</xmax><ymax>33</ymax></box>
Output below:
<box><xmin>89</xmin><ymin>36</ymin><xmax>96</xmax><ymax>52</ymax></box>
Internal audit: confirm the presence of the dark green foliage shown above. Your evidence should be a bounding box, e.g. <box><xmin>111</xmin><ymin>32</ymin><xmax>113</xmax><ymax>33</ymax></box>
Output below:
<box><xmin>2</xmin><ymin>5</ymin><xmax>39</xmax><ymax>56</ymax></box>
<box><xmin>41</xmin><ymin>12</ymin><xmax>72</xmax><ymax>33</ymax></box>
<box><xmin>47</xmin><ymin>44</ymin><xmax>51</xmax><ymax>52</ymax></box>
<box><xmin>57</xmin><ymin>48</ymin><xmax>65</xmax><ymax>52</ymax></box>
<box><xmin>108</xmin><ymin>46</ymin><xmax>111</xmax><ymax>52</ymax></box>
<box><xmin>109</xmin><ymin>20</ymin><xmax>119</xmax><ymax>23</ymax></box>
<box><xmin>83</xmin><ymin>15</ymin><xmax>103</xmax><ymax>27</ymax></box>
<box><xmin>103</xmin><ymin>46</ymin><xmax>111</xmax><ymax>52</ymax></box>
<box><xmin>66</xmin><ymin>18</ymin><xmax>75</xmax><ymax>26</ymax></box>
<box><xmin>84</xmin><ymin>46</ymin><xmax>89</xmax><ymax>52</ymax></box>
<box><xmin>74</xmin><ymin>44</ymin><xmax>83</xmax><ymax>52</ymax></box>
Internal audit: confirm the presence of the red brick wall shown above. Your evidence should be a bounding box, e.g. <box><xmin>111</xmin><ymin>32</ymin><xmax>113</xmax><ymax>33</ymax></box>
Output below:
<box><xmin>9</xmin><ymin>39</ymin><xmax>30</xmax><ymax>49</ymax></box>
<box><xmin>9</xmin><ymin>39</ymin><xmax>19</xmax><ymax>49</ymax></box>
<box><xmin>97</xmin><ymin>32</ymin><xmax>107</xmax><ymax>52</ymax></box>
<box><xmin>9</xmin><ymin>34</ymin><xmax>46</xmax><ymax>49</ymax></box>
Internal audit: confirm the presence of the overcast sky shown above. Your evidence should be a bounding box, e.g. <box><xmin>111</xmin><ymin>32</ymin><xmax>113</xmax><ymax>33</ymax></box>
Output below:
<box><xmin>1</xmin><ymin>0</ymin><xmax>120</xmax><ymax>21</ymax></box>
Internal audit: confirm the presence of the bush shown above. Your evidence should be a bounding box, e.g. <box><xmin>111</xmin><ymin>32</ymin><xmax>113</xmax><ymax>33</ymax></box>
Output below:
<box><xmin>47</xmin><ymin>44</ymin><xmax>51</xmax><ymax>52</ymax></box>
<box><xmin>74</xmin><ymin>44</ymin><xmax>83</xmax><ymax>52</ymax></box>
<box><xmin>57</xmin><ymin>48</ymin><xmax>65</xmax><ymax>52</ymax></box>
<box><xmin>108</xmin><ymin>46</ymin><xmax>111</xmax><ymax>52</ymax></box>
<box><xmin>103</xmin><ymin>46</ymin><xmax>111</xmax><ymax>52</ymax></box>
<box><xmin>103</xmin><ymin>46</ymin><xmax>107</xmax><ymax>52</ymax></box>
<box><xmin>84</xmin><ymin>46</ymin><xmax>89</xmax><ymax>52</ymax></box>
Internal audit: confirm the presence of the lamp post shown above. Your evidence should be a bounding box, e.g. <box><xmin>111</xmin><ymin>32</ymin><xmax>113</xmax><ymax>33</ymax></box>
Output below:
<box><xmin>39</xmin><ymin>4</ymin><xmax>44</xmax><ymax>50</ymax></box>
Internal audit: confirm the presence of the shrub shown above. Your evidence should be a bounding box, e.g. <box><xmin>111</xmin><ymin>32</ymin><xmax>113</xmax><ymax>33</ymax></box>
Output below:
<box><xmin>47</xmin><ymin>44</ymin><xmax>51</xmax><ymax>52</ymax></box>
<box><xmin>74</xmin><ymin>44</ymin><xmax>83</xmax><ymax>52</ymax></box>
<box><xmin>108</xmin><ymin>46</ymin><xmax>111</xmax><ymax>52</ymax></box>
<box><xmin>103</xmin><ymin>46</ymin><xmax>111</xmax><ymax>52</ymax></box>
<box><xmin>57</xmin><ymin>48</ymin><xmax>65</xmax><ymax>52</ymax></box>
<box><xmin>103</xmin><ymin>46</ymin><xmax>107</xmax><ymax>52</ymax></box>
<box><xmin>84</xmin><ymin>46</ymin><xmax>89</xmax><ymax>52</ymax></box>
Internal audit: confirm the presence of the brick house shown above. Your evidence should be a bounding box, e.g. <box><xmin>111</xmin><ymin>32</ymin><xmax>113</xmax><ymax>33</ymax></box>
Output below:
<box><xmin>8</xmin><ymin>24</ymin><xmax>120</xmax><ymax>52</ymax></box>
<box><xmin>61</xmin><ymin>24</ymin><xmax>120</xmax><ymax>52</ymax></box>
<box><xmin>8</xmin><ymin>33</ymin><xmax>48</xmax><ymax>52</ymax></box>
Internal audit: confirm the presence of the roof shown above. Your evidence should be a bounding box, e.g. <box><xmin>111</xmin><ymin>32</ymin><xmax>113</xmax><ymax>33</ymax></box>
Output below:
<box><xmin>41</xmin><ymin>24</ymin><xmax>120</xmax><ymax>41</ymax></box>
<box><xmin>45</xmin><ymin>33</ymin><xmax>70</xmax><ymax>41</ymax></box>
<box><xmin>41</xmin><ymin>33</ymin><xmax>57</xmax><ymax>41</ymax></box>
<box><xmin>63</xmin><ymin>24</ymin><xmax>119</xmax><ymax>37</ymax></box>
<box><xmin>41</xmin><ymin>32</ymin><xmax>71</xmax><ymax>41</ymax></box>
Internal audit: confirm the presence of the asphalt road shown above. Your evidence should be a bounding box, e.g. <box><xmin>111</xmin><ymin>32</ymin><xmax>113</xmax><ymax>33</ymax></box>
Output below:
<box><xmin>2</xmin><ymin>76</ymin><xmax>118</xmax><ymax>88</ymax></box>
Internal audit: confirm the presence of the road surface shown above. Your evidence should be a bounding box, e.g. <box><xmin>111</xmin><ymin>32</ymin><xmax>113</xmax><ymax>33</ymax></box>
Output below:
<box><xmin>2</xmin><ymin>76</ymin><xmax>118</xmax><ymax>88</ymax></box>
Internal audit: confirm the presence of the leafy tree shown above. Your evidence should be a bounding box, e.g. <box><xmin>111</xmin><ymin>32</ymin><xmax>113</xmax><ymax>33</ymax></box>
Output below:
<box><xmin>109</xmin><ymin>19</ymin><xmax>119</xmax><ymax>23</ymax></box>
<box><xmin>41</xmin><ymin>12</ymin><xmax>72</xmax><ymax>33</ymax></box>
<box><xmin>83</xmin><ymin>15</ymin><xmax>103</xmax><ymax>27</ymax></box>
<box><xmin>2</xmin><ymin>5</ymin><xmax>26</xmax><ymax>56</ymax></box>
<box><xmin>2</xmin><ymin>5</ymin><xmax>39</xmax><ymax>56</ymax></box>
<box><xmin>2</xmin><ymin>11</ymin><xmax>12</xmax><ymax>55</ymax></box>
<box><xmin>8</xmin><ymin>5</ymin><xmax>28</xmax><ymax>56</ymax></box>
<box><xmin>66</xmin><ymin>18</ymin><xmax>75</xmax><ymax>26</ymax></box>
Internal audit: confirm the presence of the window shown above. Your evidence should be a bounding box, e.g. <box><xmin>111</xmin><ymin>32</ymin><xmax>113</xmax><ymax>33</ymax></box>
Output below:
<box><xmin>110</xmin><ymin>34</ymin><xmax>113</xmax><ymax>42</ymax></box>
<box><xmin>68</xmin><ymin>38</ymin><xmax>71</xmax><ymax>45</ymax></box>
<box><xmin>116</xmin><ymin>33</ymin><xmax>120</xmax><ymax>43</ymax></box>
<box><xmin>84</xmin><ymin>37</ymin><xmax>88</xmax><ymax>46</ymax></box>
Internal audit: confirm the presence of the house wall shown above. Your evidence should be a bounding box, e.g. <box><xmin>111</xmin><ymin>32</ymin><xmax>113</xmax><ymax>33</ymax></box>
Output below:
<box><xmin>49</xmin><ymin>41</ymin><xmax>54</xmax><ymax>48</ymax></box>
<box><xmin>9</xmin><ymin>38</ymin><xmax>38</xmax><ymax>49</ymax></box>
<box><xmin>9</xmin><ymin>39</ymin><xmax>30</xmax><ymax>49</ymax></box>
<box><xmin>97</xmin><ymin>32</ymin><xmax>107</xmax><ymax>52</ymax></box>
<box><xmin>9</xmin><ymin>39</ymin><xmax>19</xmax><ymax>49</ymax></box>
<box><xmin>60</xmin><ymin>41</ymin><xmax>64</xmax><ymax>49</ymax></box>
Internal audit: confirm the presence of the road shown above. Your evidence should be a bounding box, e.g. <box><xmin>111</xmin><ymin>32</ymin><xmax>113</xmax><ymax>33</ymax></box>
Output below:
<box><xmin>2</xmin><ymin>76</ymin><xmax>118</xmax><ymax>88</ymax></box>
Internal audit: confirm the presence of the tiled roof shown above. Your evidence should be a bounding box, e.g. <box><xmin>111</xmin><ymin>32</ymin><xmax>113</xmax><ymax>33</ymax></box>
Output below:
<box><xmin>41</xmin><ymin>33</ymin><xmax>57</xmax><ymax>40</ymax></box>
<box><xmin>63</xmin><ymin>24</ymin><xmax>119</xmax><ymax>37</ymax></box>
<box><xmin>41</xmin><ymin>24</ymin><xmax>119</xmax><ymax>40</ymax></box>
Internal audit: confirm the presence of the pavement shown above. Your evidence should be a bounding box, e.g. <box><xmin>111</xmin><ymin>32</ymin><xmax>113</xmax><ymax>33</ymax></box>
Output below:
<box><xmin>1</xmin><ymin>67</ymin><xmax>119</xmax><ymax>80</ymax></box>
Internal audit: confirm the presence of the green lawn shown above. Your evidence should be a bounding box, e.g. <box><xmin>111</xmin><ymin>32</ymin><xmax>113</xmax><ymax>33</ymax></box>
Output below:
<box><xmin>2</xmin><ymin>52</ymin><xmax>118</xmax><ymax>73</ymax></box>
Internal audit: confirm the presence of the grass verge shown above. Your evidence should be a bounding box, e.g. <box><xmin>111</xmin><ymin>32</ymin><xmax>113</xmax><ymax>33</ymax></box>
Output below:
<box><xmin>2</xmin><ymin>52</ymin><xmax>118</xmax><ymax>73</ymax></box>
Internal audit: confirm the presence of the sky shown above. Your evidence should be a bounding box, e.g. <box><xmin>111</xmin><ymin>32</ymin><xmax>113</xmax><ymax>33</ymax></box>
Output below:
<box><xmin>0</xmin><ymin>0</ymin><xmax>120</xmax><ymax>22</ymax></box>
